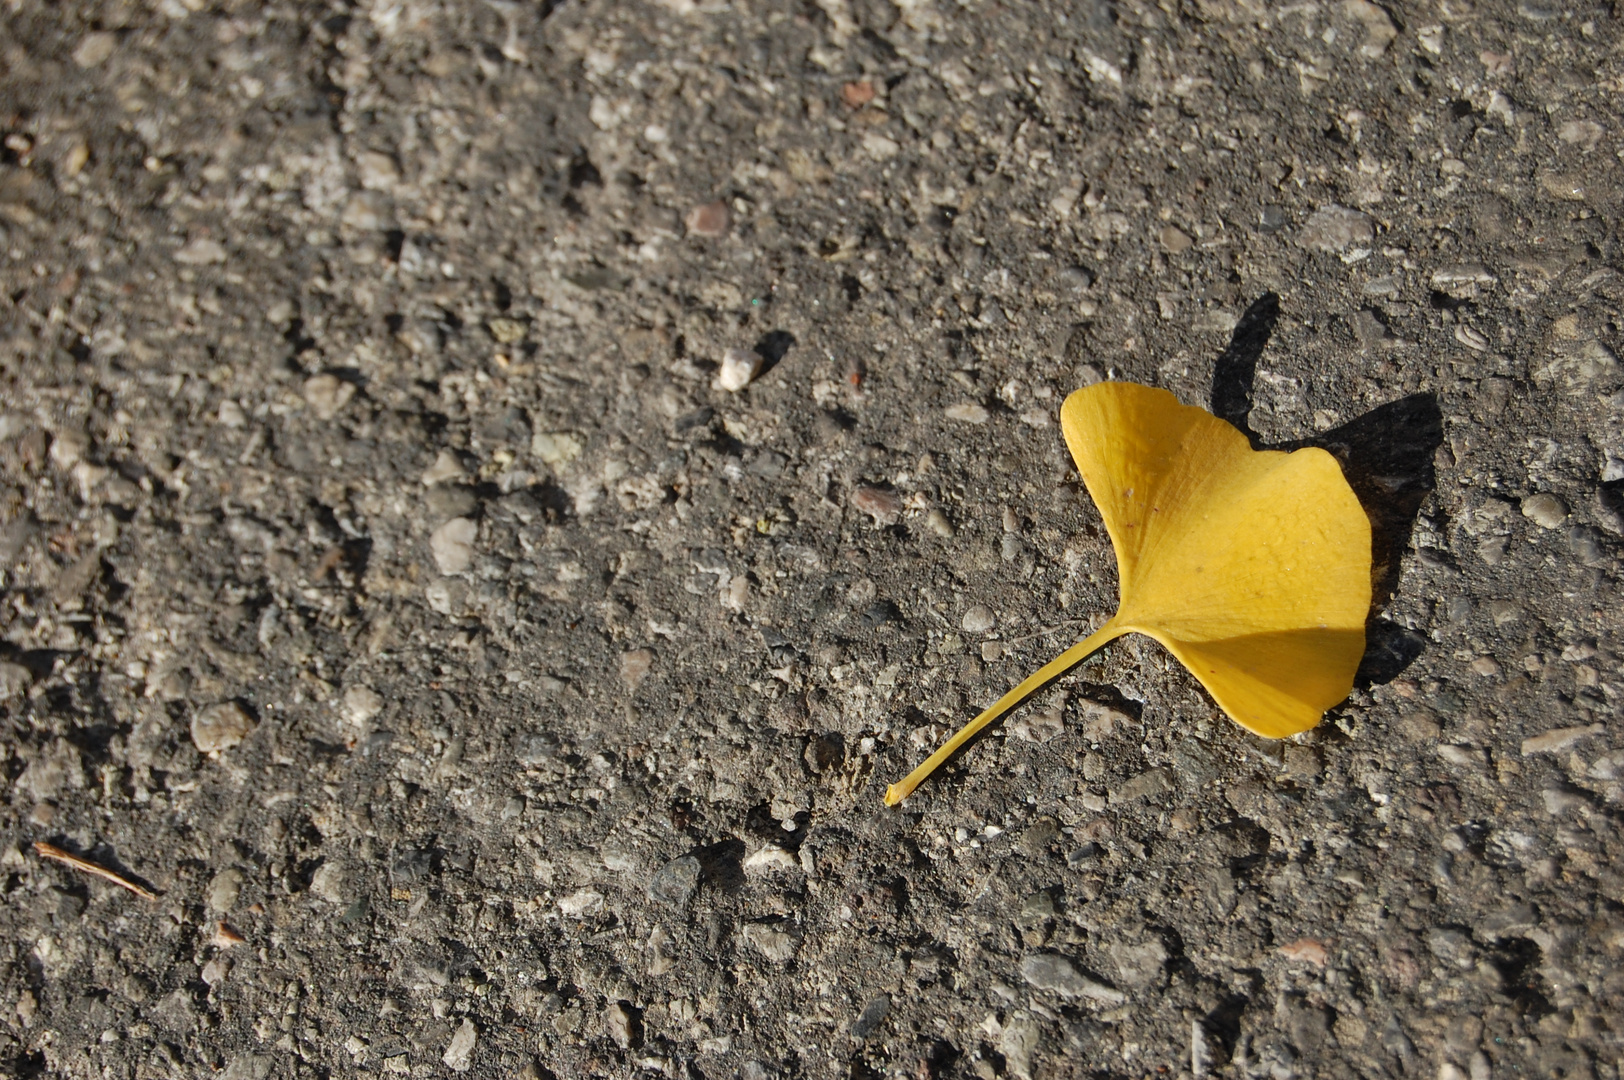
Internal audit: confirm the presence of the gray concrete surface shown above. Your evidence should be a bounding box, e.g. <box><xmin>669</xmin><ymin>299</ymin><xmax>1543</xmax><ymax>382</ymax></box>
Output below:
<box><xmin>2</xmin><ymin>0</ymin><xmax>1623</xmax><ymax>1077</ymax></box>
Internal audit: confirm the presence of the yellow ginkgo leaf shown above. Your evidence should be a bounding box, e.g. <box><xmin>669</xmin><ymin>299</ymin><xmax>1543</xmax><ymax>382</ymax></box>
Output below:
<box><xmin>885</xmin><ymin>381</ymin><xmax>1372</xmax><ymax>806</ymax></box>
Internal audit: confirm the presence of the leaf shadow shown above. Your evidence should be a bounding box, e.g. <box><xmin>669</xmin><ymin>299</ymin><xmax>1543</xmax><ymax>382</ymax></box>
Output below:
<box><xmin>1210</xmin><ymin>292</ymin><xmax>1442</xmax><ymax>686</ymax></box>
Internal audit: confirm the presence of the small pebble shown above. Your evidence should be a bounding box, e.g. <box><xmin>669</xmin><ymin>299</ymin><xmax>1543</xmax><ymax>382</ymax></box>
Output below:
<box><xmin>1398</xmin><ymin>710</ymin><xmax>1441</xmax><ymax>742</ymax></box>
<box><xmin>1470</xmin><ymin>656</ymin><xmax>1501</xmax><ymax>677</ymax></box>
<box><xmin>649</xmin><ymin>855</ymin><xmax>701</xmax><ymax>906</ymax></box>
<box><xmin>1279</xmin><ymin>938</ymin><xmax>1330</xmax><ymax>966</ymax></box>
<box><xmin>341</xmin><ymin>684</ymin><xmax>384</xmax><ymax>728</ymax></box>
<box><xmin>1426</xmin><ymin>927</ymin><xmax>1477</xmax><ymax>968</ymax></box>
<box><xmin>1110</xmin><ymin>767</ymin><xmax>1172</xmax><ymax>805</ymax></box>
<box><xmin>1011</xmin><ymin>705</ymin><xmax>1064</xmax><ymax>743</ymax></box>
<box><xmin>1159</xmin><ymin>225</ymin><xmax>1193</xmax><ymax>253</ymax></box>
<box><xmin>743</xmin><ymin>845</ymin><xmax>799</xmax><ymax>875</ymax></box>
<box><xmin>207</xmin><ymin>868</ymin><xmax>243</xmax><ymax>913</ymax></box>
<box><xmin>685</xmin><ymin>200</ymin><xmax>730</xmax><ymax>237</ymax></box>
<box><xmin>1361</xmin><ymin>277</ymin><xmax>1399</xmax><ymax>299</ymax></box>
<box><xmin>421</xmin><ymin>449</ymin><xmax>467</xmax><ymax>486</ymax></box>
<box><xmin>1018</xmin><ymin>952</ymin><xmax>1125</xmax><ymax>1003</ymax></box>
<box><xmin>961</xmin><ymin>604</ymin><xmax>996</xmax><ymax>633</ymax></box>
<box><xmin>1454</xmin><ymin>324</ymin><xmax>1490</xmax><ymax>351</ymax></box>
<box><xmin>621</xmin><ymin>648</ymin><xmax>654</xmax><ymax>689</ymax></box>
<box><xmin>715</xmin><ymin>347</ymin><xmax>763</xmax><ymax>392</ymax></box>
<box><xmin>1079</xmin><ymin>699</ymin><xmax>1128</xmax><ymax>740</ymax></box>
<box><xmin>308</xmin><ymin>862</ymin><xmax>346</xmax><ymax>903</ymax></box>
<box><xmin>1568</xmin><ymin>526</ymin><xmax>1606</xmax><ymax>566</ymax></box>
<box><xmin>1438</xmin><ymin>596</ymin><xmax>1472</xmax><ymax>622</ymax></box>
<box><xmin>850</xmin><ymin>994</ymin><xmax>890</xmax><ymax>1039</ymax></box>
<box><xmin>646</xmin><ymin>925</ymin><xmax>677</xmax><ymax>977</ymax></box>
<box><xmin>1001</xmin><ymin>1015</ymin><xmax>1041</xmax><ymax>1078</ymax></box>
<box><xmin>558</xmin><ymin>888</ymin><xmax>604</xmax><ymax>917</ymax></box>
<box><xmin>1109</xmin><ymin>939</ymin><xmax>1168</xmax><ymax>989</ymax></box>
<box><xmin>531</xmin><ymin>431</ymin><xmax>584</xmax><ymax>468</ymax></box>
<box><xmin>925</xmin><ymin>508</ymin><xmax>955</xmax><ymax>538</ymax></box>
<box><xmin>945</xmin><ymin>403</ymin><xmax>990</xmax><ymax>424</ymax></box>
<box><xmin>863</xmin><ymin>132</ymin><xmax>900</xmax><ymax>160</ymax></box>
<box><xmin>1191</xmin><ymin>1022</ymin><xmax>1213</xmax><ymax>1079</ymax></box>
<box><xmin>1056</xmin><ymin>266</ymin><xmax>1093</xmax><ymax>292</ymax></box>
<box><xmin>1521</xmin><ymin>723</ymin><xmax>1604</xmax><ymax>756</ymax></box>
<box><xmin>1018</xmin><ymin>817</ymin><xmax>1060</xmax><ymax>857</ymax></box>
<box><xmin>49</xmin><ymin>429</ymin><xmax>87</xmax><ymax>470</ymax></box>
<box><xmin>426</xmin><ymin>486</ymin><xmax>477</xmax><ymax>521</ymax></box>
<box><xmin>356</xmin><ymin>150</ymin><xmax>400</xmax><ymax>190</ymax></box>
<box><xmin>852</xmin><ymin>486</ymin><xmax>903</xmax><ymax>526</ymax></box>
<box><xmin>442</xmin><ymin>1019</ymin><xmax>477</xmax><ymax>1072</ymax></box>
<box><xmin>1539</xmin><ymin>171</ymin><xmax>1587</xmax><ymax>202</ymax></box>
<box><xmin>804</xmin><ymin>732</ymin><xmax>845</xmax><ymax>773</ymax></box>
<box><xmin>601</xmin><ymin>845</ymin><xmax>637</xmax><ymax>875</ymax></box>
<box><xmin>1542</xmin><ymin>786</ymin><xmax>1589</xmax><ymax>816</ymax></box>
<box><xmin>173</xmin><ymin>236</ymin><xmax>228</xmax><ymax>266</ymax></box>
<box><xmin>1298</xmin><ymin>204</ymin><xmax>1373</xmax><ymax>252</ymax></box>
<box><xmin>302</xmin><ymin>373</ymin><xmax>354</xmax><ymax>421</ymax></box>
<box><xmin>72</xmin><ymin>31</ymin><xmax>117</xmax><ymax>68</ymax></box>
<box><xmin>488</xmin><ymin>317</ymin><xmax>526</xmax><ymax>345</ymax></box>
<box><xmin>1344</xmin><ymin>0</ymin><xmax>1397</xmax><ymax>55</ymax></box>
<box><xmin>514</xmin><ymin>732</ymin><xmax>561</xmax><ymax>766</ymax></box>
<box><xmin>1430</xmin><ymin>263</ymin><xmax>1496</xmax><ymax>291</ymax></box>
<box><xmin>424</xmin><ymin>579</ymin><xmax>467</xmax><ymax>616</ymax></box>
<box><xmin>0</xmin><ymin>661</ymin><xmax>32</xmax><ymax>701</ymax></box>
<box><xmin>1172</xmin><ymin>739</ymin><xmax>1219</xmax><ymax>785</ymax></box>
<box><xmin>192</xmin><ymin>701</ymin><xmax>255</xmax><ymax>754</ymax></box>
<box><xmin>1282</xmin><ymin>745</ymin><xmax>1321</xmax><ymax>779</ymax></box>
<box><xmin>62</xmin><ymin>142</ymin><xmax>89</xmax><ymax>178</ymax></box>
<box><xmin>1065</xmin><ymin>839</ymin><xmax>1104</xmax><ymax>870</ymax></box>
<box><xmin>741</xmin><ymin>921</ymin><xmax>798</xmax><ymax>962</ymax></box>
<box><xmin>769</xmin><ymin>789</ymin><xmax>808</xmax><ymax>826</ymax></box>
<box><xmin>1477</xmin><ymin>537</ymin><xmax>1508</xmax><ymax>565</ymax></box>
<box><xmin>341</xmin><ymin>192</ymin><xmax>387</xmax><ymax>230</ymax></box>
<box><xmin>430</xmin><ymin>517</ymin><xmax>478</xmax><ymax>575</ymax></box>
<box><xmin>1437</xmin><ymin>744</ymin><xmax>1487</xmax><ymax>769</ymax></box>
<box><xmin>604</xmin><ymin>1002</ymin><xmax>642</xmax><ymax>1049</ymax></box>
<box><xmin>1521</xmin><ymin>493</ymin><xmax>1568</xmax><ymax>529</ymax></box>
<box><xmin>841</xmin><ymin>80</ymin><xmax>876</xmax><ymax>108</ymax></box>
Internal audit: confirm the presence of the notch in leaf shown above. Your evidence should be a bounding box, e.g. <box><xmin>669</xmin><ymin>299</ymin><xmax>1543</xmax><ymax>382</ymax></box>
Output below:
<box><xmin>885</xmin><ymin>382</ymin><xmax>1372</xmax><ymax>806</ymax></box>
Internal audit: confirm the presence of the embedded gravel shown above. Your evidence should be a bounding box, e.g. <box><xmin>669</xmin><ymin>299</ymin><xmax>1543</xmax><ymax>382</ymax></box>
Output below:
<box><xmin>2</xmin><ymin>1</ymin><xmax>1623</xmax><ymax>1078</ymax></box>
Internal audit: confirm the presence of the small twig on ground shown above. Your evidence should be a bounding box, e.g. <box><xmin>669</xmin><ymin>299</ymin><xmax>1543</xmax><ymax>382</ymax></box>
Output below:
<box><xmin>33</xmin><ymin>841</ymin><xmax>158</xmax><ymax>900</ymax></box>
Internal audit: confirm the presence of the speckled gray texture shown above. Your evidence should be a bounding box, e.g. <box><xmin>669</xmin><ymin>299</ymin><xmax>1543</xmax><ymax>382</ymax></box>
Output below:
<box><xmin>2</xmin><ymin>1</ymin><xmax>1622</xmax><ymax>1077</ymax></box>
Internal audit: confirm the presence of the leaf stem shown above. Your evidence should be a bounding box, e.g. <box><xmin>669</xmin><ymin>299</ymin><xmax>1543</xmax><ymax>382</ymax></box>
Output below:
<box><xmin>884</xmin><ymin>619</ymin><xmax>1129</xmax><ymax>806</ymax></box>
